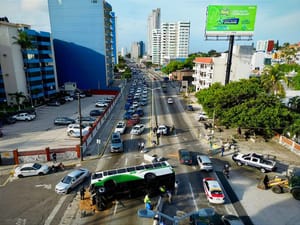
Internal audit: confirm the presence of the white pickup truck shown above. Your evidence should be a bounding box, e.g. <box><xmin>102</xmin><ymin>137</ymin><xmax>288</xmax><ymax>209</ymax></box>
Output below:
<box><xmin>232</xmin><ymin>152</ymin><xmax>277</xmax><ymax>173</ymax></box>
<box><xmin>12</xmin><ymin>113</ymin><xmax>36</xmax><ymax>121</ymax></box>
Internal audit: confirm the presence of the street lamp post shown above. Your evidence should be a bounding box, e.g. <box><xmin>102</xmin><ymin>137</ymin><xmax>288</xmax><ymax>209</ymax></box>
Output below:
<box><xmin>78</xmin><ymin>93</ymin><xmax>83</xmax><ymax>161</ymax></box>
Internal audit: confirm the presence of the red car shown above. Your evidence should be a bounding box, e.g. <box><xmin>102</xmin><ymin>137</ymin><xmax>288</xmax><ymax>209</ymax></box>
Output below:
<box><xmin>127</xmin><ymin>114</ymin><xmax>140</xmax><ymax>127</ymax></box>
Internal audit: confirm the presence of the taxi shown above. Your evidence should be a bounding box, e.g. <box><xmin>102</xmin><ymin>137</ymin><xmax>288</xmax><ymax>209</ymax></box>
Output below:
<box><xmin>203</xmin><ymin>177</ymin><xmax>225</xmax><ymax>204</ymax></box>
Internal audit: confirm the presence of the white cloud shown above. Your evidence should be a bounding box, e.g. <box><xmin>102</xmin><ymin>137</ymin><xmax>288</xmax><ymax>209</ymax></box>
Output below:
<box><xmin>20</xmin><ymin>0</ymin><xmax>48</xmax><ymax>12</ymax></box>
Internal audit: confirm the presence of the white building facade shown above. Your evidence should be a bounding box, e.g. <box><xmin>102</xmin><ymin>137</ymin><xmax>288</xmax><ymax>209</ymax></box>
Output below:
<box><xmin>151</xmin><ymin>29</ymin><xmax>161</xmax><ymax>65</ymax></box>
<box><xmin>147</xmin><ymin>8</ymin><xmax>160</xmax><ymax>57</ymax></box>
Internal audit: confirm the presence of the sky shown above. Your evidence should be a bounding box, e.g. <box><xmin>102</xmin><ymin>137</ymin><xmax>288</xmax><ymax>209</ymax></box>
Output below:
<box><xmin>1</xmin><ymin>0</ymin><xmax>300</xmax><ymax>53</ymax></box>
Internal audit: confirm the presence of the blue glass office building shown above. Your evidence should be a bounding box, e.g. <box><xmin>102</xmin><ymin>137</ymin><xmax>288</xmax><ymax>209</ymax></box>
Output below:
<box><xmin>48</xmin><ymin>0</ymin><xmax>115</xmax><ymax>90</ymax></box>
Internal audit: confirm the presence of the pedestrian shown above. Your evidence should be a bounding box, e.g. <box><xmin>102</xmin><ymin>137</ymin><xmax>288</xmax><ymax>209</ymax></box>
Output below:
<box><xmin>140</xmin><ymin>141</ymin><xmax>144</xmax><ymax>150</ymax></box>
<box><xmin>166</xmin><ymin>190</ymin><xmax>172</xmax><ymax>204</ymax></box>
<box><xmin>52</xmin><ymin>152</ymin><xmax>57</xmax><ymax>163</ymax></box>
<box><xmin>138</xmin><ymin>141</ymin><xmax>141</xmax><ymax>150</ymax></box>
<box><xmin>144</xmin><ymin>194</ymin><xmax>152</xmax><ymax>209</ymax></box>
<box><xmin>221</xmin><ymin>145</ymin><xmax>225</xmax><ymax>157</ymax></box>
<box><xmin>80</xmin><ymin>186</ymin><xmax>85</xmax><ymax>200</ymax></box>
<box><xmin>223</xmin><ymin>163</ymin><xmax>230</xmax><ymax>178</ymax></box>
<box><xmin>174</xmin><ymin>180</ymin><xmax>179</xmax><ymax>195</ymax></box>
<box><xmin>237</xmin><ymin>127</ymin><xmax>242</xmax><ymax>136</ymax></box>
<box><xmin>159</xmin><ymin>185</ymin><xmax>166</xmax><ymax>197</ymax></box>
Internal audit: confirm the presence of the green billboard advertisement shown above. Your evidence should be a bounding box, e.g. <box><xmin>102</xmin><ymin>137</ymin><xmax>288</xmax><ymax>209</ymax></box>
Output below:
<box><xmin>205</xmin><ymin>5</ymin><xmax>257</xmax><ymax>36</ymax></box>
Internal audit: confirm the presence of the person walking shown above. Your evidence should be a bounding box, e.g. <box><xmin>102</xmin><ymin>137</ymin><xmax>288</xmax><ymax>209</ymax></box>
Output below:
<box><xmin>166</xmin><ymin>190</ymin><xmax>172</xmax><ymax>204</ymax></box>
<box><xmin>221</xmin><ymin>145</ymin><xmax>225</xmax><ymax>157</ymax></box>
<box><xmin>174</xmin><ymin>180</ymin><xmax>179</xmax><ymax>195</ymax></box>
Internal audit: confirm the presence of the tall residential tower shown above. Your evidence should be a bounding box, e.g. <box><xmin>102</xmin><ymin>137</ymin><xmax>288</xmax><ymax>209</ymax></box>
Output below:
<box><xmin>147</xmin><ymin>8</ymin><xmax>160</xmax><ymax>57</ymax></box>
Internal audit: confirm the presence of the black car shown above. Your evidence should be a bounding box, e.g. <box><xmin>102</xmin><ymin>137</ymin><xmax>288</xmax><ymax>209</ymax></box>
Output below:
<box><xmin>89</xmin><ymin>109</ymin><xmax>104</xmax><ymax>117</ymax></box>
<box><xmin>178</xmin><ymin>149</ymin><xmax>193</xmax><ymax>165</ymax></box>
<box><xmin>75</xmin><ymin>116</ymin><xmax>96</xmax><ymax>126</ymax></box>
<box><xmin>54</xmin><ymin>117</ymin><xmax>75</xmax><ymax>125</ymax></box>
<box><xmin>1</xmin><ymin>116</ymin><xmax>17</xmax><ymax>124</ymax></box>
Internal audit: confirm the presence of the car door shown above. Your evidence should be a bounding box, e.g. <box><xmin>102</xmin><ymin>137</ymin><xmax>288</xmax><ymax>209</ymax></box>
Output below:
<box><xmin>21</xmin><ymin>166</ymin><xmax>35</xmax><ymax>176</ymax></box>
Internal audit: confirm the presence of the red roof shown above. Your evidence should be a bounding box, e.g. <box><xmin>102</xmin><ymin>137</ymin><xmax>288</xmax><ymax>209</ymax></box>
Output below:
<box><xmin>193</xmin><ymin>57</ymin><xmax>213</xmax><ymax>64</ymax></box>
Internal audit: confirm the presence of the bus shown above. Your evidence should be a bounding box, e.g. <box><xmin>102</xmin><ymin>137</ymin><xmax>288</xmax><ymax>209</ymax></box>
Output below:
<box><xmin>90</xmin><ymin>161</ymin><xmax>175</xmax><ymax>211</ymax></box>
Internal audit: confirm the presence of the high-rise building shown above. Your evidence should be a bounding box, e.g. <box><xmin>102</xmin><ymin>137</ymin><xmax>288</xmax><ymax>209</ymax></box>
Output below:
<box><xmin>158</xmin><ymin>21</ymin><xmax>190</xmax><ymax>65</ymax></box>
<box><xmin>0</xmin><ymin>20</ymin><xmax>57</xmax><ymax>106</ymax></box>
<box><xmin>111</xmin><ymin>12</ymin><xmax>118</xmax><ymax>65</ymax></box>
<box><xmin>147</xmin><ymin>8</ymin><xmax>161</xmax><ymax>57</ymax></box>
<box><xmin>152</xmin><ymin>29</ymin><xmax>161</xmax><ymax>65</ymax></box>
<box><xmin>48</xmin><ymin>0</ymin><xmax>116</xmax><ymax>90</ymax></box>
<box><xmin>131</xmin><ymin>41</ymin><xmax>145</xmax><ymax>61</ymax></box>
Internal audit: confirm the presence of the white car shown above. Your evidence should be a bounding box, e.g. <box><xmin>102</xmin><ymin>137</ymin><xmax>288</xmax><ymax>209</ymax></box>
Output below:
<box><xmin>167</xmin><ymin>97</ymin><xmax>173</xmax><ymax>104</ymax></box>
<box><xmin>114</xmin><ymin>121</ymin><xmax>126</xmax><ymax>134</ymax></box>
<box><xmin>157</xmin><ymin>124</ymin><xmax>169</xmax><ymax>135</ymax></box>
<box><xmin>64</xmin><ymin>96</ymin><xmax>74</xmax><ymax>101</ymax></box>
<box><xmin>14</xmin><ymin>163</ymin><xmax>50</xmax><ymax>178</ymax></box>
<box><xmin>203</xmin><ymin>177</ymin><xmax>225</xmax><ymax>204</ymax></box>
<box><xmin>12</xmin><ymin>113</ymin><xmax>36</xmax><ymax>121</ymax></box>
<box><xmin>95</xmin><ymin>101</ymin><xmax>108</xmax><ymax>108</ymax></box>
<box><xmin>130</xmin><ymin>124</ymin><xmax>145</xmax><ymax>135</ymax></box>
<box><xmin>55</xmin><ymin>168</ymin><xmax>90</xmax><ymax>194</ymax></box>
<box><xmin>67</xmin><ymin>124</ymin><xmax>90</xmax><ymax>137</ymax></box>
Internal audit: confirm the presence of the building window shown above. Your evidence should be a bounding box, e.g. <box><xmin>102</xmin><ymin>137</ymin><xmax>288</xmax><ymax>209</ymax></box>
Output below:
<box><xmin>91</xmin><ymin>0</ymin><xmax>98</xmax><ymax>3</ymax></box>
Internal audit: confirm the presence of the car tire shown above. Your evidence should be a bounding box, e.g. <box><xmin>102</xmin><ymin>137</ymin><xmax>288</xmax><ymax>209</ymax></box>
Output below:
<box><xmin>38</xmin><ymin>172</ymin><xmax>44</xmax><ymax>176</ymax></box>
<box><xmin>237</xmin><ymin>161</ymin><xmax>243</xmax><ymax>166</ymax></box>
<box><xmin>271</xmin><ymin>185</ymin><xmax>283</xmax><ymax>194</ymax></box>
<box><xmin>66</xmin><ymin>188</ymin><xmax>71</xmax><ymax>194</ymax></box>
<box><xmin>18</xmin><ymin>174</ymin><xmax>24</xmax><ymax>178</ymax></box>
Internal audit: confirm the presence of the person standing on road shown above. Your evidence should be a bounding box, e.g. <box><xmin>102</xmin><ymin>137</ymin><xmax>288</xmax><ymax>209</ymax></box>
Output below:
<box><xmin>52</xmin><ymin>152</ymin><xmax>57</xmax><ymax>163</ymax></box>
<box><xmin>80</xmin><ymin>186</ymin><xmax>85</xmax><ymax>200</ymax></box>
<box><xmin>221</xmin><ymin>145</ymin><xmax>225</xmax><ymax>157</ymax></box>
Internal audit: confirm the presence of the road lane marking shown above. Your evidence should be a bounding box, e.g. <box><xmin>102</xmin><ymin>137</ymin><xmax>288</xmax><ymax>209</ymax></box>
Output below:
<box><xmin>44</xmin><ymin>195</ymin><xmax>67</xmax><ymax>225</ymax></box>
<box><xmin>189</xmin><ymin>182</ymin><xmax>198</xmax><ymax>211</ymax></box>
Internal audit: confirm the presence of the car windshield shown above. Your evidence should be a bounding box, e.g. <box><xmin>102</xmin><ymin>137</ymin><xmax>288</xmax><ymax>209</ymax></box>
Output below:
<box><xmin>32</xmin><ymin>163</ymin><xmax>42</xmax><ymax>169</ymax></box>
<box><xmin>61</xmin><ymin>175</ymin><xmax>73</xmax><ymax>184</ymax></box>
<box><xmin>112</xmin><ymin>139</ymin><xmax>121</xmax><ymax>144</ymax></box>
<box><xmin>116</xmin><ymin>124</ymin><xmax>124</xmax><ymax>128</ymax></box>
<box><xmin>211</xmin><ymin>190</ymin><xmax>222</xmax><ymax>195</ymax></box>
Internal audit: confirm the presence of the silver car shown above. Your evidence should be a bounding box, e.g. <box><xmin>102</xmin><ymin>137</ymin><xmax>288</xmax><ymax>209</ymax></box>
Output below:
<box><xmin>55</xmin><ymin>168</ymin><xmax>90</xmax><ymax>194</ymax></box>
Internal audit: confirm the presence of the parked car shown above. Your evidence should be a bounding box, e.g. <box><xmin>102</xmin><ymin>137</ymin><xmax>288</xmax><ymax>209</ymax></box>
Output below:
<box><xmin>167</xmin><ymin>97</ymin><xmax>173</xmax><ymax>104</ymax></box>
<box><xmin>221</xmin><ymin>215</ymin><xmax>244</xmax><ymax>225</ymax></box>
<box><xmin>114</xmin><ymin>121</ymin><xmax>127</xmax><ymax>134</ymax></box>
<box><xmin>12</xmin><ymin>113</ymin><xmax>36</xmax><ymax>121</ymax></box>
<box><xmin>75</xmin><ymin>116</ymin><xmax>96</xmax><ymax>126</ymax></box>
<box><xmin>110</xmin><ymin>132</ymin><xmax>124</xmax><ymax>152</ymax></box>
<box><xmin>54</xmin><ymin>117</ymin><xmax>75</xmax><ymax>126</ymax></box>
<box><xmin>14</xmin><ymin>163</ymin><xmax>50</xmax><ymax>178</ymax></box>
<box><xmin>130</xmin><ymin>124</ymin><xmax>145</xmax><ymax>135</ymax></box>
<box><xmin>178</xmin><ymin>149</ymin><xmax>193</xmax><ymax>165</ymax></box>
<box><xmin>55</xmin><ymin>168</ymin><xmax>90</xmax><ymax>194</ymax></box>
<box><xmin>95</xmin><ymin>101</ymin><xmax>108</xmax><ymax>108</ymax></box>
<box><xmin>47</xmin><ymin>100</ymin><xmax>61</xmax><ymax>106</ymax></box>
<box><xmin>197</xmin><ymin>155</ymin><xmax>213</xmax><ymax>171</ymax></box>
<box><xmin>2</xmin><ymin>116</ymin><xmax>17</xmax><ymax>124</ymax></box>
<box><xmin>203</xmin><ymin>177</ymin><xmax>225</xmax><ymax>204</ymax></box>
<box><xmin>135</xmin><ymin>108</ymin><xmax>144</xmax><ymax>117</ymax></box>
<box><xmin>90</xmin><ymin>109</ymin><xmax>104</xmax><ymax>117</ymax></box>
<box><xmin>64</xmin><ymin>96</ymin><xmax>74</xmax><ymax>101</ymax></box>
<box><xmin>232</xmin><ymin>152</ymin><xmax>277</xmax><ymax>173</ymax></box>
<box><xmin>67</xmin><ymin>124</ymin><xmax>91</xmax><ymax>137</ymax></box>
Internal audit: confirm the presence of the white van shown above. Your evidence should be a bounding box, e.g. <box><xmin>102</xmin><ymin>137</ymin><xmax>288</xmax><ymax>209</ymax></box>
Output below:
<box><xmin>196</xmin><ymin>155</ymin><xmax>213</xmax><ymax>171</ymax></box>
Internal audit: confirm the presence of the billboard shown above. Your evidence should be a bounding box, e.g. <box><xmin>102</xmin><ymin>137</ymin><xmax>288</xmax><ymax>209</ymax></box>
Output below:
<box><xmin>205</xmin><ymin>5</ymin><xmax>257</xmax><ymax>37</ymax></box>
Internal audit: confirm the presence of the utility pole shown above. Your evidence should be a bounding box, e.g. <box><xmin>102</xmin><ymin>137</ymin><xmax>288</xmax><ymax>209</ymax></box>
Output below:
<box><xmin>78</xmin><ymin>93</ymin><xmax>83</xmax><ymax>161</ymax></box>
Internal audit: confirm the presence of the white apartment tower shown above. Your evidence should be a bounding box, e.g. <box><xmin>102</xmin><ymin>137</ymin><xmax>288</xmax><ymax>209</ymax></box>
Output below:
<box><xmin>159</xmin><ymin>21</ymin><xmax>190</xmax><ymax>65</ymax></box>
<box><xmin>152</xmin><ymin>29</ymin><xmax>161</xmax><ymax>65</ymax></box>
<box><xmin>147</xmin><ymin>8</ymin><xmax>161</xmax><ymax>57</ymax></box>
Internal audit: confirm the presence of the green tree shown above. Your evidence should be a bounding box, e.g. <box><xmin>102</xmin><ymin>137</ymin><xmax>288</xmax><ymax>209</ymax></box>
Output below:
<box><xmin>260</xmin><ymin>64</ymin><xmax>287</xmax><ymax>97</ymax></box>
<box><xmin>12</xmin><ymin>30</ymin><xmax>33</xmax><ymax>49</ymax></box>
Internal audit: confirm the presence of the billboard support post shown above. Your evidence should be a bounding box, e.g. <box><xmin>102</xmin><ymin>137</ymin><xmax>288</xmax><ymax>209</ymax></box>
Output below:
<box><xmin>225</xmin><ymin>35</ymin><xmax>234</xmax><ymax>85</ymax></box>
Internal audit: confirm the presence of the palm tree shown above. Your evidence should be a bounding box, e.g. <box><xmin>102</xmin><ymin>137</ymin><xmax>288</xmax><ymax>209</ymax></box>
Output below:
<box><xmin>260</xmin><ymin>64</ymin><xmax>287</xmax><ymax>97</ymax></box>
<box><xmin>8</xmin><ymin>91</ymin><xmax>26</xmax><ymax>110</ymax></box>
<box><xmin>12</xmin><ymin>30</ymin><xmax>35</xmax><ymax>106</ymax></box>
<box><xmin>12</xmin><ymin>30</ymin><xmax>33</xmax><ymax>49</ymax></box>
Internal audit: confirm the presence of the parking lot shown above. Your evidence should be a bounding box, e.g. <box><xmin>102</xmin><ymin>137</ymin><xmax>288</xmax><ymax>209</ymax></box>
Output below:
<box><xmin>0</xmin><ymin>94</ymin><xmax>115</xmax><ymax>152</ymax></box>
